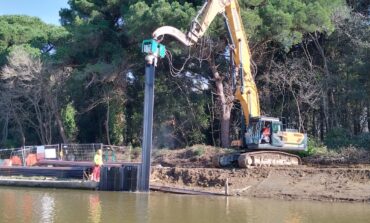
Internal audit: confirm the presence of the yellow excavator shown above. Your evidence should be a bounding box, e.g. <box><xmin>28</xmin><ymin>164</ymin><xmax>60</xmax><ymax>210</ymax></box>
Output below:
<box><xmin>143</xmin><ymin>0</ymin><xmax>307</xmax><ymax>167</ymax></box>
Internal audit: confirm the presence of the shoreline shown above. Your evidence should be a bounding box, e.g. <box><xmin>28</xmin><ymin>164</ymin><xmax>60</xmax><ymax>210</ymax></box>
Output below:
<box><xmin>150</xmin><ymin>166</ymin><xmax>370</xmax><ymax>203</ymax></box>
<box><xmin>0</xmin><ymin>165</ymin><xmax>369</xmax><ymax>203</ymax></box>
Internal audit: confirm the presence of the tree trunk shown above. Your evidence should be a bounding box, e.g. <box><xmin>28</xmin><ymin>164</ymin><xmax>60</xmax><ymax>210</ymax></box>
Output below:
<box><xmin>220</xmin><ymin>106</ymin><xmax>232</xmax><ymax>147</ymax></box>
<box><xmin>312</xmin><ymin>110</ymin><xmax>316</xmax><ymax>137</ymax></box>
<box><xmin>209</xmin><ymin>57</ymin><xmax>233</xmax><ymax>148</ymax></box>
<box><xmin>311</xmin><ymin>32</ymin><xmax>331</xmax><ymax>131</ymax></box>
<box><xmin>367</xmin><ymin>103</ymin><xmax>370</xmax><ymax>133</ymax></box>
<box><xmin>1</xmin><ymin>112</ymin><xmax>9</xmax><ymax>144</ymax></box>
<box><xmin>320</xmin><ymin>105</ymin><xmax>325</xmax><ymax>140</ymax></box>
<box><xmin>13</xmin><ymin>113</ymin><xmax>25</xmax><ymax>146</ymax></box>
<box><xmin>105</xmin><ymin>100</ymin><xmax>111</xmax><ymax>145</ymax></box>
<box><xmin>49</xmin><ymin>96</ymin><xmax>68</xmax><ymax>143</ymax></box>
<box><xmin>55</xmin><ymin>109</ymin><xmax>68</xmax><ymax>143</ymax></box>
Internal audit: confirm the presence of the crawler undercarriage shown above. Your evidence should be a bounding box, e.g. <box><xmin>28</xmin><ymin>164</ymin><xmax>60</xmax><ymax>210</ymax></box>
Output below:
<box><xmin>212</xmin><ymin>151</ymin><xmax>301</xmax><ymax>168</ymax></box>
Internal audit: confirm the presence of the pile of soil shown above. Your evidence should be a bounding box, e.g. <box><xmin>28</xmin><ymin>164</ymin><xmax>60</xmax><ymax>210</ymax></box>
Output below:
<box><xmin>152</xmin><ymin>145</ymin><xmax>231</xmax><ymax>168</ymax></box>
<box><xmin>151</xmin><ymin>145</ymin><xmax>370</xmax><ymax>202</ymax></box>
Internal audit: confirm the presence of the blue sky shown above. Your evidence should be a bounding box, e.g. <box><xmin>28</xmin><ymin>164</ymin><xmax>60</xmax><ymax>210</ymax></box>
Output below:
<box><xmin>0</xmin><ymin>0</ymin><xmax>69</xmax><ymax>25</ymax></box>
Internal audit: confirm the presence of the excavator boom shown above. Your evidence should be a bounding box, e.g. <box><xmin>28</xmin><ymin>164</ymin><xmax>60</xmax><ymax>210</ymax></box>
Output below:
<box><xmin>153</xmin><ymin>0</ymin><xmax>260</xmax><ymax>125</ymax></box>
<box><xmin>148</xmin><ymin>0</ymin><xmax>307</xmax><ymax>168</ymax></box>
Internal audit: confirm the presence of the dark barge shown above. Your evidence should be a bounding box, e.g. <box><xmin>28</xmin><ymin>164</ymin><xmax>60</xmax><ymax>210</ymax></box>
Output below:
<box><xmin>0</xmin><ymin>161</ymin><xmax>141</xmax><ymax>191</ymax></box>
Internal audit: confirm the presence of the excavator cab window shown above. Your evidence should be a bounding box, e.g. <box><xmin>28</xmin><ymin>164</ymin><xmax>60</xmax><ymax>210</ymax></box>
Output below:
<box><xmin>271</xmin><ymin>121</ymin><xmax>285</xmax><ymax>147</ymax></box>
<box><xmin>245</xmin><ymin>120</ymin><xmax>260</xmax><ymax>145</ymax></box>
<box><xmin>271</xmin><ymin>122</ymin><xmax>281</xmax><ymax>134</ymax></box>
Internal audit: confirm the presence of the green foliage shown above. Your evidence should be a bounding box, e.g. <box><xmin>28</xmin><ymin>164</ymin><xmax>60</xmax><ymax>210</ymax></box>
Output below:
<box><xmin>58</xmin><ymin>0</ymin><xmax>127</xmax><ymax>64</ymax></box>
<box><xmin>124</xmin><ymin>0</ymin><xmax>196</xmax><ymax>41</ymax></box>
<box><xmin>109</xmin><ymin>102</ymin><xmax>125</xmax><ymax>145</ymax></box>
<box><xmin>192</xmin><ymin>147</ymin><xmax>205</xmax><ymax>157</ymax></box>
<box><xmin>354</xmin><ymin>133</ymin><xmax>370</xmax><ymax>150</ymax></box>
<box><xmin>240</xmin><ymin>8</ymin><xmax>263</xmax><ymax>40</ymax></box>
<box><xmin>1</xmin><ymin>0</ymin><xmax>369</xmax><ymax>152</ymax></box>
<box><xmin>324</xmin><ymin>127</ymin><xmax>352</xmax><ymax>149</ymax></box>
<box><xmin>1</xmin><ymin>139</ymin><xmax>19</xmax><ymax>149</ymax></box>
<box><xmin>153</xmin><ymin>74</ymin><xmax>210</xmax><ymax>148</ymax></box>
<box><xmin>253</xmin><ymin>0</ymin><xmax>341</xmax><ymax>50</ymax></box>
<box><xmin>0</xmin><ymin>15</ymin><xmax>68</xmax><ymax>65</ymax></box>
<box><xmin>7</xmin><ymin>44</ymin><xmax>41</xmax><ymax>58</ymax></box>
<box><xmin>299</xmin><ymin>138</ymin><xmax>328</xmax><ymax>156</ymax></box>
<box><xmin>58</xmin><ymin>0</ymin><xmax>129</xmax><ymax>144</ymax></box>
<box><xmin>297</xmin><ymin>117</ymin><xmax>368</xmax><ymax>155</ymax></box>
<box><xmin>61</xmin><ymin>103</ymin><xmax>78</xmax><ymax>141</ymax></box>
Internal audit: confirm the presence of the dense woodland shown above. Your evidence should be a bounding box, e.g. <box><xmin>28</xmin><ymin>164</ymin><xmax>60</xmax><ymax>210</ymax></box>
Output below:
<box><xmin>0</xmin><ymin>0</ymin><xmax>369</xmax><ymax>151</ymax></box>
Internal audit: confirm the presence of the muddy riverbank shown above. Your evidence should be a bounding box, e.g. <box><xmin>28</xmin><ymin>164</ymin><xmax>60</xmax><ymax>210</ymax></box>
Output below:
<box><xmin>150</xmin><ymin>146</ymin><xmax>370</xmax><ymax>202</ymax></box>
<box><xmin>151</xmin><ymin>166</ymin><xmax>370</xmax><ymax>202</ymax></box>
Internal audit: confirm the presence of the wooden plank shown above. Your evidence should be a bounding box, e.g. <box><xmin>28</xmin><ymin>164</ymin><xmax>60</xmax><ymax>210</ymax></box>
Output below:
<box><xmin>150</xmin><ymin>185</ymin><xmax>225</xmax><ymax>196</ymax></box>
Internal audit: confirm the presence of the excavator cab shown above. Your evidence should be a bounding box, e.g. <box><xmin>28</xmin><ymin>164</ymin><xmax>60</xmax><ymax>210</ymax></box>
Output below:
<box><xmin>244</xmin><ymin>117</ymin><xmax>306</xmax><ymax>151</ymax></box>
<box><xmin>244</xmin><ymin>117</ymin><xmax>279</xmax><ymax>148</ymax></box>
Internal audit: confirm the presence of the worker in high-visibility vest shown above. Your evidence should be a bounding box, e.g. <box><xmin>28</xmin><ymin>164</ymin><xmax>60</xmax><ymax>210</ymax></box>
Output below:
<box><xmin>92</xmin><ymin>149</ymin><xmax>103</xmax><ymax>182</ymax></box>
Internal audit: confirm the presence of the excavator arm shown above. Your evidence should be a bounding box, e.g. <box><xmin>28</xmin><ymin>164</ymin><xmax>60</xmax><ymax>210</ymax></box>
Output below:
<box><xmin>153</xmin><ymin>0</ymin><xmax>223</xmax><ymax>46</ymax></box>
<box><xmin>152</xmin><ymin>0</ymin><xmax>260</xmax><ymax>125</ymax></box>
<box><xmin>145</xmin><ymin>0</ymin><xmax>307</xmax><ymax>167</ymax></box>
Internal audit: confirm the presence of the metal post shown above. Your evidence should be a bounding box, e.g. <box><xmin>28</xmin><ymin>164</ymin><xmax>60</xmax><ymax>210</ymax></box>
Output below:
<box><xmin>139</xmin><ymin>56</ymin><xmax>156</xmax><ymax>191</ymax></box>
<box><xmin>21</xmin><ymin>146</ymin><xmax>26</xmax><ymax>166</ymax></box>
<box><xmin>224</xmin><ymin>178</ymin><xmax>229</xmax><ymax>196</ymax></box>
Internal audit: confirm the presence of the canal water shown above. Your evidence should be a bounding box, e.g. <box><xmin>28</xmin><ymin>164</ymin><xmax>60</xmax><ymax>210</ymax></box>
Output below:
<box><xmin>0</xmin><ymin>187</ymin><xmax>369</xmax><ymax>223</ymax></box>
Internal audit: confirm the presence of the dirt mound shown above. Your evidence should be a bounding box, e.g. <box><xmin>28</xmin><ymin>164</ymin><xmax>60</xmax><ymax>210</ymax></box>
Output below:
<box><xmin>151</xmin><ymin>167</ymin><xmax>226</xmax><ymax>187</ymax></box>
<box><xmin>152</xmin><ymin>145</ymin><xmax>230</xmax><ymax>168</ymax></box>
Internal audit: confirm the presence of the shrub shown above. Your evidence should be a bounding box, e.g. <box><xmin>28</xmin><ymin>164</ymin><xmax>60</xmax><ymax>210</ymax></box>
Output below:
<box><xmin>324</xmin><ymin>127</ymin><xmax>352</xmax><ymax>149</ymax></box>
<box><xmin>193</xmin><ymin>147</ymin><xmax>204</xmax><ymax>157</ymax></box>
<box><xmin>299</xmin><ymin>138</ymin><xmax>328</xmax><ymax>157</ymax></box>
<box><xmin>354</xmin><ymin>133</ymin><xmax>370</xmax><ymax>150</ymax></box>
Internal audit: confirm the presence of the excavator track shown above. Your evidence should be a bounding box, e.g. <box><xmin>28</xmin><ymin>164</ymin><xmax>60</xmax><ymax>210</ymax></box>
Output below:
<box><xmin>213</xmin><ymin>151</ymin><xmax>301</xmax><ymax>168</ymax></box>
<box><xmin>238</xmin><ymin>151</ymin><xmax>301</xmax><ymax>168</ymax></box>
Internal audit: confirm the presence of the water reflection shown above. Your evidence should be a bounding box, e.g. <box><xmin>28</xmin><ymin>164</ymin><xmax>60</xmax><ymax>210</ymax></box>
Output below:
<box><xmin>284</xmin><ymin>212</ymin><xmax>302</xmax><ymax>223</ymax></box>
<box><xmin>0</xmin><ymin>187</ymin><xmax>369</xmax><ymax>223</ymax></box>
<box><xmin>3</xmin><ymin>190</ymin><xmax>16</xmax><ymax>222</ymax></box>
<box><xmin>41</xmin><ymin>194</ymin><xmax>55</xmax><ymax>223</ymax></box>
<box><xmin>88</xmin><ymin>193</ymin><xmax>101</xmax><ymax>223</ymax></box>
<box><xmin>23</xmin><ymin>193</ymin><xmax>33</xmax><ymax>222</ymax></box>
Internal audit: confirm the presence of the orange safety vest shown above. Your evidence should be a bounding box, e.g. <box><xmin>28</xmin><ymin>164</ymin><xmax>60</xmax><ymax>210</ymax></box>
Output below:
<box><xmin>11</xmin><ymin>156</ymin><xmax>22</xmax><ymax>166</ymax></box>
<box><xmin>26</xmin><ymin>154</ymin><xmax>38</xmax><ymax>166</ymax></box>
<box><xmin>262</xmin><ymin>127</ymin><xmax>270</xmax><ymax>136</ymax></box>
